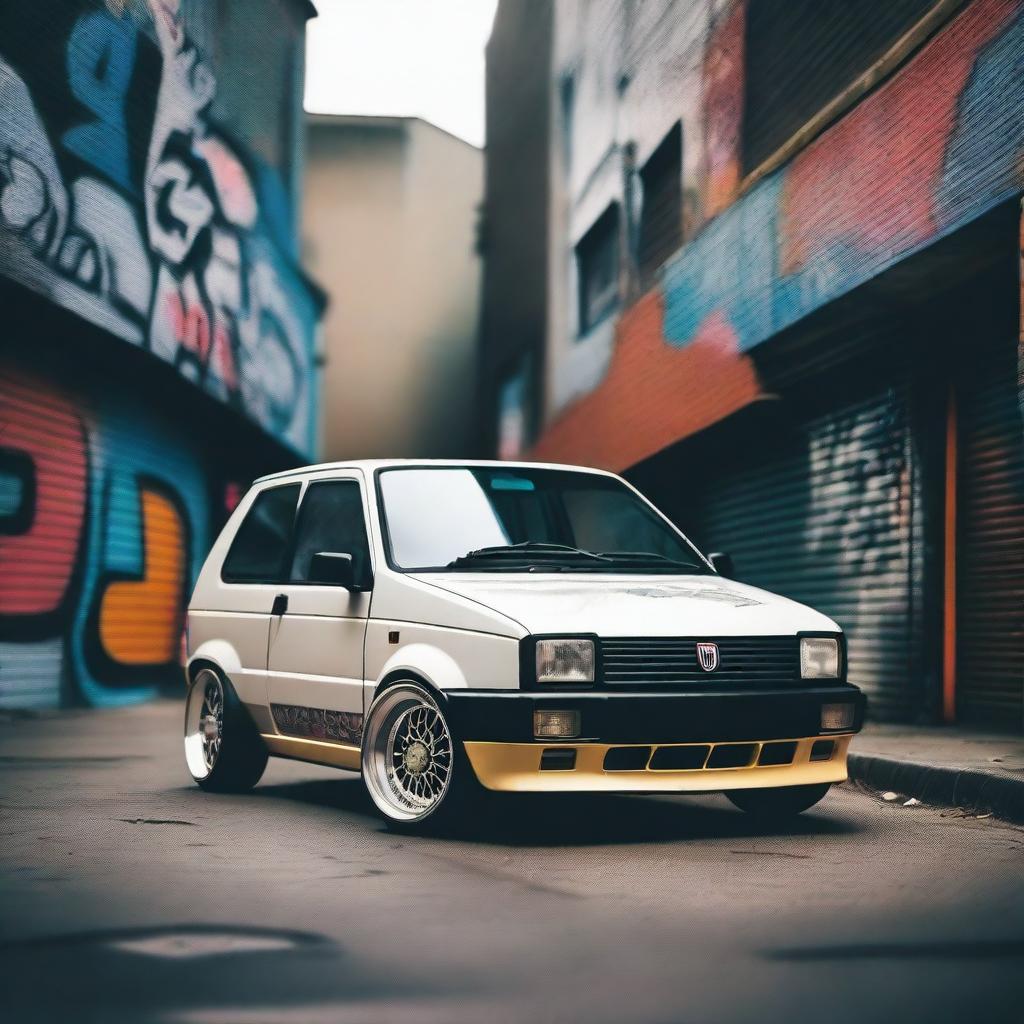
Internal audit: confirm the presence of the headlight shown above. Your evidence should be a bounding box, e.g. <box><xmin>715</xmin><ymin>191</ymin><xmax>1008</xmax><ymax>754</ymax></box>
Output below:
<box><xmin>536</xmin><ymin>638</ymin><xmax>595</xmax><ymax>684</ymax></box>
<box><xmin>800</xmin><ymin>637</ymin><xmax>840</xmax><ymax>679</ymax></box>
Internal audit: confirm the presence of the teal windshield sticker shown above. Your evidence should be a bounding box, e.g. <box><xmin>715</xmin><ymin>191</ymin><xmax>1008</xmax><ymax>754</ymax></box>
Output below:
<box><xmin>489</xmin><ymin>475</ymin><xmax>536</xmax><ymax>492</ymax></box>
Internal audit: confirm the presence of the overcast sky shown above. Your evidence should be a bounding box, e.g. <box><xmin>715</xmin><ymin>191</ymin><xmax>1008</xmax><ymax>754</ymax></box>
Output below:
<box><xmin>305</xmin><ymin>0</ymin><xmax>499</xmax><ymax>148</ymax></box>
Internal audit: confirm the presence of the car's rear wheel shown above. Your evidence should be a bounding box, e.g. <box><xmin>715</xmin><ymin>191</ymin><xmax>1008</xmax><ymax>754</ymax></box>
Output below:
<box><xmin>361</xmin><ymin>681</ymin><xmax>477</xmax><ymax>832</ymax></box>
<box><xmin>726</xmin><ymin>782</ymin><xmax>831</xmax><ymax>818</ymax></box>
<box><xmin>184</xmin><ymin>667</ymin><xmax>268</xmax><ymax>792</ymax></box>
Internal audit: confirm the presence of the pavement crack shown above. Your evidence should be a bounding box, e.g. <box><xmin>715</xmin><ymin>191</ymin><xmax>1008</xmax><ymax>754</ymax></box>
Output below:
<box><xmin>729</xmin><ymin>848</ymin><xmax>811</xmax><ymax>860</ymax></box>
<box><xmin>117</xmin><ymin>818</ymin><xmax>197</xmax><ymax>826</ymax></box>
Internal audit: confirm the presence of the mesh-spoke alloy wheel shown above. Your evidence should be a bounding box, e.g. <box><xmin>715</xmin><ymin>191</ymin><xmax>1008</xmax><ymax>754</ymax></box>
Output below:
<box><xmin>184</xmin><ymin>668</ymin><xmax>225</xmax><ymax>781</ymax></box>
<box><xmin>363</xmin><ymin>684</ymin><xmax>456</xmax><ymax>824</ymax></box>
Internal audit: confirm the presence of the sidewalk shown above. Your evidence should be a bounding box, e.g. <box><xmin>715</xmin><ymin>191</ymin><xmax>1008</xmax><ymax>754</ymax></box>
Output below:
<box><xmin>848</xmin><ymin>723</ymin><xmax>1024</xmax><ymax>824</ymax></box>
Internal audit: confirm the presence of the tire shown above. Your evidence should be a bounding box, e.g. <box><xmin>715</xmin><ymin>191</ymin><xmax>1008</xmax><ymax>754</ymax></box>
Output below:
<box><xmin>361</xmin><ymin>680</ymin><xmax>480</xmax><ymax>834</ymax></box>
<box><xmin>726</xmin><ymin>782</ymin><xmax>831</xmax><ymax>818</ymax></box>
<box><xmin>184</xmin><ymin>667</ymin><xmax>268</xmax><ymax>793</ymax></box>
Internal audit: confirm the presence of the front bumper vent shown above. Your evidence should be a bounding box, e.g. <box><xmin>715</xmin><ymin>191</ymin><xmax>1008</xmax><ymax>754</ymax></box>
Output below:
<box><xmin>648</xmin><ymin>744</ymin><xmax>710</xmax><ymax>771</ymax></box>
<box><xmin>757</xmin><ymin>741</ymin><xmax>797</xmax><ymax>766</ymax></box>
<box><xmin>540</xmin><ymin>748</ymin><xmax>578</xmax><ymax>771</ymax></box>
<box><xmin>603</xmin><ymin>746</ymin><xmax>652</xmax><ymax>772</ymax></box>
<box><xmin>597</xmin><ymin>737</ymin><xmax>826</xmax><ymax>774</ymax></box>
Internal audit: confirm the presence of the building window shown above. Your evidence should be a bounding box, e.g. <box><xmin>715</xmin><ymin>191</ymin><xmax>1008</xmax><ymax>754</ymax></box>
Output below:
<box><xmin>559</xmin><ymin>73</ymin><xmax>575</xmax><ymax>172</ymax></box>
<box><xmin>576</xmin><ymin>204</ymin><xmax>620</xmax><ymax>336</ymax></box>
<box><xmin>637</xmin><ymin>123</ymin><xmax>683</xmax><ymax>287</ymax></box>
<box><xmin>743</xmin><ymin>0</ymin><xmax>938</xmax><ymax>174</ymax></box>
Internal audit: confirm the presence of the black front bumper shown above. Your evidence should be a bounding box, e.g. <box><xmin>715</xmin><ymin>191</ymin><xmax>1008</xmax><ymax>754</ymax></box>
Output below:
<box><xmin>445</xmin><ymin>684</ymin><xmax>865</xmax><ymax>744</ymax></box>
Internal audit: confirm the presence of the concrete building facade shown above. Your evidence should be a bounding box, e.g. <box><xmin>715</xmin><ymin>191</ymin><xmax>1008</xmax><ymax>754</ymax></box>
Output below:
<box><xmin>0</xmin><ymin>0</ymin><xmax>323</xmax><ymax>708</ymax></box>
<box><xmin>481</xmin><ymin>0</ymin><xmax>1024</xmax><ymax>728</ymax></box>
<box><xmin>304</xmin><ymin>114</ymin><xmax>482</xmax><ymax>460</ymax></box>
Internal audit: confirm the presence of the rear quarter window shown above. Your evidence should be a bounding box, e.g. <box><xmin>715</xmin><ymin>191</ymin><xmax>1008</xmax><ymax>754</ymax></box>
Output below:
<box><xmin>221</xmin><ymin>483</ymin><xmax>300</xmax><ymax>584</ymax></box>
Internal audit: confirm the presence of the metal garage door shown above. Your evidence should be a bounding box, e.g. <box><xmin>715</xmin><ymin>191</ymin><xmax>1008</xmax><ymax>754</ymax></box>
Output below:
<box><xmin>956</xmin><ymin>332</ymin><xmax>1024</xmax><ymax>727</ymax></box>
<box><xmin>0</xmin><ymin>363</ymin><xmax>90</xmax><ymax>707</ymax></box>
<box><xmin>680</xmin><ymin>381</ymin><xmax>923</xmax><ymax>720</ymax></box>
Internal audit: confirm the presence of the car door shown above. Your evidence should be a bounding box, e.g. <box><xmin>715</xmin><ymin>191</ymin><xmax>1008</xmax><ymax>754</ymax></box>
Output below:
<box><xmin>212</xmin><ymin>481</ymin><xmax>302</xmax><ymax>719</ymax></box>
<box><xmin>265</xmin><ymin>474</ymin><xmax>373</xmax><ymax>746</ymax></box>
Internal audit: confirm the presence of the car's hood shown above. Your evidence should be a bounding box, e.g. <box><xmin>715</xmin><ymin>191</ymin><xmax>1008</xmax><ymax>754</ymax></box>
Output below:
<box><xmin>411</xmin><ymin>573</ymin><xmax>839</xmax><ymax>637</ymax></box>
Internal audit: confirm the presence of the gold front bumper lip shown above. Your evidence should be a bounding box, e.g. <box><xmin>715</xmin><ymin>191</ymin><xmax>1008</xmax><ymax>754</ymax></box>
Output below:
<box><xmin>463</xmin><ymin>735</ymin><xmax>853</xmax><ymax>793</ymax></box>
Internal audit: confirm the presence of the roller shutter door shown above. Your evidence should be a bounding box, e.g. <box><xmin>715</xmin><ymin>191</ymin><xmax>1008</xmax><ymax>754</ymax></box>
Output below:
<box><xmin>0</xmin><ymin>364</ymin><xmax>89</xmax><ymax>708</ymax></box>
<box><xmin>956</xmin><ymin>334</ymin><xmax>1024</xmax><ymax>727</ymax></box>
<box><xmin>682</xmin><ymin>382</ymin><xmax>921</xmax><ymax>720</ymax></box>
<box><xmin>0</xmin><ymin>355</ymin><xmax>206</xmax><ymax>708</ymax></box>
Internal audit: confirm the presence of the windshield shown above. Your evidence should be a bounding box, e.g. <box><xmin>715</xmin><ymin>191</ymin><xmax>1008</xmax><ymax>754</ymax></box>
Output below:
<box><xmin>377</xmin><ymin>467</ymin><xmax>712</xmax><ymax>573</ymax></box>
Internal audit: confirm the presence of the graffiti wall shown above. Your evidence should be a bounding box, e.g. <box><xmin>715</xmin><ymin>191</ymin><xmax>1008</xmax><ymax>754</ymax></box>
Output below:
<box><xmin>534</xmin><ymin>0</ymin><xmax>1024</xmax><ymax>470</ymax></box>
<box><xmin>0</xmin><ymin>0</ymin><xmax>318</xmax><ymax>455</ymax></box>
<box><xmin>0</xmin><ymin>359</ymin><xmax>238</xmax><ymax>709</ymax></box>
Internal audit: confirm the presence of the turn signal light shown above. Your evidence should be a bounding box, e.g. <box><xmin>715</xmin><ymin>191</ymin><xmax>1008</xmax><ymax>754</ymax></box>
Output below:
<box><xmin>533</xmin><ymin>710</ymin><xmax>581</xmax><ymax>739</ymax></box>
<box><xmin>820</xmin><ymin>703</ymin><xmax>855</xmax><ymax>731</ymax></box>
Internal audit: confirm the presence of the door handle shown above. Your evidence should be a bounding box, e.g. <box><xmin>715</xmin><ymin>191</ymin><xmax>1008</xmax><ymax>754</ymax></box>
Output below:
<box><xmin>271</xmin><ymin>593</ymin><xmax>288</xmax><ymax>616</ymax></box>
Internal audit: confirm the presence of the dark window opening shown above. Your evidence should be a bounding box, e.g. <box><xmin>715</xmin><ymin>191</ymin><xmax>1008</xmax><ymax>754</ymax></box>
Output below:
<box><xmin>576</xmin><ymin>204</ymin><xmax>621</xmax><ymax>336</ymax></box>
<box><xmin>559</xmin><ymin>72</ymin><xmax>575</xmax><ymax>172</ymax></box>
<box><xmin>637</xmin><ymin>122</ymin><xmax>683</xmax><ymax>287</ymax></box>
<box><xmin>221</xmin><ymin>483</ymin><xmax>300</xmax><ymax>584</ymax></box>
<box><xmin>743</xmin><ymin>0</ymin><xmax>939</xmax><ymax>174</ymax></box>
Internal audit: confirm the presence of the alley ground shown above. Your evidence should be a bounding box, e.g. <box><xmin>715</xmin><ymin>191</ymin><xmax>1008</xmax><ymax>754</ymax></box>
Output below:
<box><xmin>1</xmin><ymin>700</ymin><xmax>1021</xmax><ymax>1024</ymax></box>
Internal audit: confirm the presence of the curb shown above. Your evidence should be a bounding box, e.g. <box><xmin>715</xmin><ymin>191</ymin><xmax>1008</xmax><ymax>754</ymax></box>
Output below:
<box><xmin>848</xmin><ymin>752</ymin><xmax>1024</xmax><ymax>825</ymax></box>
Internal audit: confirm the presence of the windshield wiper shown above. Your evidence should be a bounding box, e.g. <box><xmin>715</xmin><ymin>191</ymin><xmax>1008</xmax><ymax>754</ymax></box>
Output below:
<box><xmin>596</xmin><ymin>551</ymin><xmax>712</xmax><ymax>573</ymax></box>
<box><xmin>444</xmin><ymin>544</ymin><xmax>709</xmax><ymax>574</ymax></box>
<box><xmin>446</xmin><ymin>542</ymin><xmax>611</xmax><ymax>570</ymax></box>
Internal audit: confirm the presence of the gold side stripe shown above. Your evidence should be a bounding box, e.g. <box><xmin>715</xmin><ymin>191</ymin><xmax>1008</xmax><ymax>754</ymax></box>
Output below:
<box><xmin>262</xmin><ymin>733</ymin><xmax>361</xmax><ymax>771</ymax></box>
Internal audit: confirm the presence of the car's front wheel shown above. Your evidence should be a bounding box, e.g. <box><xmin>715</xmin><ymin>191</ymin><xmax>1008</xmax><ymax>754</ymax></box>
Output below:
<box><xmin>184</xmin><ymin>667</ymin><xmax>268</xmax><ymax>792</ymax></box>
<box><xmin>361</xmin><ymin>681</ymin><xmax>477</xmax><ymax>833</ymax></box>
<box><xmin>726</xmin><ymin>782</ymin><xmax>831</xmax><ymax>818</ymax></box>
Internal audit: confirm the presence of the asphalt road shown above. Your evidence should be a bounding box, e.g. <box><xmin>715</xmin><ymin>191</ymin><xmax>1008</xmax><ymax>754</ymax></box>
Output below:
<box><xmin>2</xmin><ymin>700</ymin><xmax>1022</xmax><ymax>1024</ymax></box>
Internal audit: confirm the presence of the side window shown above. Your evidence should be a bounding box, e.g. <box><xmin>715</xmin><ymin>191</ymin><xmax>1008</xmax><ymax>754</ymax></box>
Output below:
<box><xmin>221</xmin><ymin>484</ymin><xmax>300</xmax><ymax>584</ymax></box>
<box><xmin>288</xmin><ymin>480</ymin><xmax>372</xmax><ymax>587</ymax></box>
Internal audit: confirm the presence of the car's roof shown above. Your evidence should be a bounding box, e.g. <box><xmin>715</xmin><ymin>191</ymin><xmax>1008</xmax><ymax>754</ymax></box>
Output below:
<box><xmin>254</xmin><ymin>459</ymin><xmax>619</xmax><ymax>485</ymax></box>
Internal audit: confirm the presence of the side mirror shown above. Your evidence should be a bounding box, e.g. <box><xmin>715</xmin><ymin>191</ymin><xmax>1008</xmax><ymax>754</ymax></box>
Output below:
<box><xmin>308</xmin><ymin>551</ymin><xmax>361</xmax><ymax>589</ymax></box>
<box><xmin>708</xmin><ymin>551</ymin><xmax>734</xmax><ymax>578</ymax></box>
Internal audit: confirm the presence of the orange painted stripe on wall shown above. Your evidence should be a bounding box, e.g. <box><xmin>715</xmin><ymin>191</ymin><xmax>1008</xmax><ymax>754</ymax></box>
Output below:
<box><xmin>100</xmin><ymin>489</ymin><xmax>186</xmax><ymax>666</ymax></box>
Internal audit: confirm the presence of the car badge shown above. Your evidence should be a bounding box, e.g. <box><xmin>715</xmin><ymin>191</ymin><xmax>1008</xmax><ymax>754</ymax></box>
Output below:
<box><xmin>696</xmin><ymin>642</ymin><xmax>719</xmax><ymax>672</ymax></box>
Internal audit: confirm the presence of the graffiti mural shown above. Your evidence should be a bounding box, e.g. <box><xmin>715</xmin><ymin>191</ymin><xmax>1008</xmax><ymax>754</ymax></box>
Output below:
<box><xmin>0</xmin><ymin>363</ymin><xmax>215</xmax><ymax>708</ymax></box>
<box><xmin>534</xmin><ymin>0</ymin><xmax>1024</xmax><ymax>470</ymax></box>
<box><xmin>0</xmin><ymin>0</ymin><xmax>318</xmax><ymax>454</ymax></box>
<box><xmin>701</xmin><ymin>1</ymin><xmax>746</xmax><ymax>218</ymax></box>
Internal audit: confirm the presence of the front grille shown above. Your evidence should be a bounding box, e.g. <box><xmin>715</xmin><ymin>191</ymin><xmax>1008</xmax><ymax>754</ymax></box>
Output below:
<box><xmin>600</xmin><ymin>636</ymin><xmax>800</xmax><ymax>689</ymax></box>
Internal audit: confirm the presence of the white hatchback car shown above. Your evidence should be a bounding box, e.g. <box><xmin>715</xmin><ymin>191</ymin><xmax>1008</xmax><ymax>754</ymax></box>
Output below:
<box><xmin>184</xmin><ymin>460</ymin><xmax>864</xmax><ymax>831</ymax></box>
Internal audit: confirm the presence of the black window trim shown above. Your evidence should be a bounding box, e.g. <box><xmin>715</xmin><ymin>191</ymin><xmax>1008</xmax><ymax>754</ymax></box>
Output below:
<box><xmin>220</xmin><ymin>481</ymin><xmax>302</xmax><ymax>586</ymax></box>
<box><xmin>637</xmin><ymin>119</ymin><xmax>684</xmax><ymax>287</ymax></box>
<box><xmin>575</xmin><ymin>202</ymin><xmax>622</xmax><ymax>337</ymax></box>
<box><xmin>282</xmin><ymin>475</ymin><xmax>375</xmax><ymax>590</ymax></box>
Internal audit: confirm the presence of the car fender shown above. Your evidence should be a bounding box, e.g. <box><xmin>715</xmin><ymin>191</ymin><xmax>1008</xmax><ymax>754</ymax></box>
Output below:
<box><xmin>375</xmin><ymin>643</ymin><xmax>471</xmax><ymax>695</ymax></box>
<box><xmin>187</xmin><ymin>638</ymin><xmax>243</xmax><ymax>685</ymax></box>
